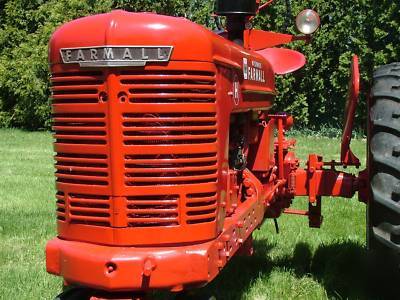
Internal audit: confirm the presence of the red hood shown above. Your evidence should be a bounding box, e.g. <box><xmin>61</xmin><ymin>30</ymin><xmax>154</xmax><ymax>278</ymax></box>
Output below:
<box><xmin>51</xmin><ymin>10</ymin><xmax>227</xmax><ymax>63</ymax></box>
<box><xmin>51</xmin><ymin>11</ymin><xmax>266</xmax><ymax>62</ymax></box>
<box><xmin>49</xmin><ymin>10</ymin><xmax>275</xmax><ymax>92</ymax></box>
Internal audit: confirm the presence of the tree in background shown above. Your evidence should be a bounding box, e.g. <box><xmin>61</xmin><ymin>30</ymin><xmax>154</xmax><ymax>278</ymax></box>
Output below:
<box><xmin>0</xmin><ymin>0</ymin><xmax>398</xmax><ymax>130</ymax></box>
<box><xmin>255</xmin><ymin>0</ymin><xmax>400</xmax><ymax>128</ymax></box>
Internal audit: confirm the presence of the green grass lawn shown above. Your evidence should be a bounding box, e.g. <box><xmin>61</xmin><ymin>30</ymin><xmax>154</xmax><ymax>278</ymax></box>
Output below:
<box><xmin>0</xmin><ymin>129</ymin><xmax>367</xmax><ymax>299</ymax></box>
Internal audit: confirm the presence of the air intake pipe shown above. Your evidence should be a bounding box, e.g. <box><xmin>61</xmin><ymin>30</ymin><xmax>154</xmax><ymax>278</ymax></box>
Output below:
<box><xmin>215</xmin><ymin>0</ymin><xmax>257</xmax><ymax>45</ymax></box>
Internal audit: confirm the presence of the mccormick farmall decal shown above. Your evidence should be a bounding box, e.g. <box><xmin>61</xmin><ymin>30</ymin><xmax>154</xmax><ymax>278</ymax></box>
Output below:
<box><xmin>60</xmin><ymin>46</ymin><xmax>173</xmax><ymax>67</ymax></box>
<box><xmin>243</xmin><ymin>57</ymin><xmax>266</xmax><ymax>83</ymax></box>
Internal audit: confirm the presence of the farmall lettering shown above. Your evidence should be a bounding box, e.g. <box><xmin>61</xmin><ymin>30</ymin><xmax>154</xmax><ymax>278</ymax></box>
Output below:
<box><xmin>243</xmin><ymin>57</ymin><xmax>266</xmax><ymax>83</ymax></box>
<box><xmin>60</xmin><ymin>46</ymin><xmax>173</xmax><ymax>67</ymax></box>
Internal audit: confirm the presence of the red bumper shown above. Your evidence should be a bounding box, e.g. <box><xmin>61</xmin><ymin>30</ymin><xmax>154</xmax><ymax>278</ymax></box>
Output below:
<box><xmin>46</xmin><ymin>171</ymin><xmax>265</xmax><ymax>292</ymax></box>
<box><xmin>46</xmin><ymin>238</ymin><xmax>222</xmax><ymax>292</ymax></box>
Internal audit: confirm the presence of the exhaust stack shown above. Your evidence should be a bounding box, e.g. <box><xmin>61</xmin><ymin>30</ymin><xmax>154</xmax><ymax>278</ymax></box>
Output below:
<box><xmin>215</xmin><ymin>0</ymin><xmax>258</xmax><ymax>44</ymax></box>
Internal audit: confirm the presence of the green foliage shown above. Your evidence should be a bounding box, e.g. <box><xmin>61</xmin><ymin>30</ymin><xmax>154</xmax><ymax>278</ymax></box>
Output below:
<box><xmin>0</xmin><ymin>0</ymin><xmax>398</xmax><ymax>130</ymax></box>
<box><xmin>0</xmin><ymin>0</ymin><xmax>115</xmax><ymax>128</ymax></box>
<box><xmin>254</xmin><ymin>0</ymin><xmax>400</xmax><ymax>128</ymax></box>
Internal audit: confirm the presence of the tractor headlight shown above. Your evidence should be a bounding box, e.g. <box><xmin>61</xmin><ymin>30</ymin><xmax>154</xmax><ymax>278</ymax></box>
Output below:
<box><xmin>296</xmin><ymin>9</ymin><xmax>320</xmax><ymax>35</ymax></box>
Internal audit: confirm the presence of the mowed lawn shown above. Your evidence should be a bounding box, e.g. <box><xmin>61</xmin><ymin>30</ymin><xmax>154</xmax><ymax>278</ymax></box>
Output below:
<box><xmin>0</xmin><ymin>129</ymin><xmax>367</xmax><ymax>299</ymax></box>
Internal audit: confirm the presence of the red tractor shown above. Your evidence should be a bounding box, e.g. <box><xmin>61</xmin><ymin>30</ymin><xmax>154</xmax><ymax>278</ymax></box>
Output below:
<box><xmin>45</xmin><ymin>0</ymin><xmax>400</xmax><ymax>299</ymax></box>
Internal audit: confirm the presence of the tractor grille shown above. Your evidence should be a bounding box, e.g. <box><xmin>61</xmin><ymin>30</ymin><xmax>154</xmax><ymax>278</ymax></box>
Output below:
<box><xmin>56</xmin><ymin>191</ymin><xmax>66</xmax><ymax>221</ymax></box>
<box><xmin>120</xmin><ymin>69</ymin><xmax>216</xmax><ymax>104</ymax></box>
<box><xmin>123</xmin><ymin>113</ymin><xmax>218</xmax><ymax>186</ymax></box>
<box><xmin>121</xmin><ymin>69</ymin><xmax>217</xmax><ymax>189</ymax></box>
<box><xmin>54</xmin><ymin>152</ymin><xmax>109</xmax><ymax>186</ymax></box>
<box><xmin>120</xmin><ymin>69</ymin><xmax>218</xmax><ymax>226</ymax></box>
<box><xmin>51</xmin><ymin>71</ymin><xmax>103</xmax><ymax>104</ymax></box>
<box><xmin>56</xmin><ymin>192</ymin><xmax>111</xmax><ymax>226</ymax></box>
<box><xmin>67</xmin><ymin>193</ymin><xmax>111</xmax><ymax>226</ymax></box>
<box><xmin>51</xmin><ymin>64</ymin><xmax>219</xmax><ymax>237</ymax></box>
<box><xmin>186</xmin><ymin>192</ymin><xmax>218</xmax><ymax>224</ymax></box>
<box><xmin>123</xmin><ymin>113</ymin><xmax>217</xmax><ymax>146</ymax></box>
<box><xmin>51</xmin><ymin>71</ymin><xmax>110</xmax><ymax>188</ymax></box>
<box><xmin>126</xmin><ymin>195</ymin><xmax>179</xmax><ymax>227</ymax></box>
<box><xmin>52</xmin><ymin>113</ymin><xmax>107</xmax><ymax>146</ymax></box>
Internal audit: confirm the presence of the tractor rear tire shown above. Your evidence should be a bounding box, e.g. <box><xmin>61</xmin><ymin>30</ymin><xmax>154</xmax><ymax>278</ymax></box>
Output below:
<box><xmin>369</xmin><ymin>63</ymin><xmax>400</xmax><ymax>290</ymax></box>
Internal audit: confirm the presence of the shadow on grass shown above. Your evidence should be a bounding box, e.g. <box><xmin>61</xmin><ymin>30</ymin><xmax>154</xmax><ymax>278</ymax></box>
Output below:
<box><xmin>195</xmin><ymin>239</ymin><xmax>400</xmax><ymax>300</ymax></box>
<box><xmin>196</xmin><ymin>240</ymin><xmax>277</xmax><ymax>300</ymax></box>
<box><xmin>292</xmin><ymin>241</ymin><xmax>369</xmax><ymax>299</ymax></box>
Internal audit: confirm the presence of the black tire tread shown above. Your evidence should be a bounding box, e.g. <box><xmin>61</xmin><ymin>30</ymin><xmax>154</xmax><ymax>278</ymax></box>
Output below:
<box><xmin>373</xmin><ymin>62</ymin><xmax>400</xmax><ymax>79</ymax></box>
<box><xmin>370</xmin><ymin>62</ymin><xmax>400</xmax><ymax>254</ymax></box>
